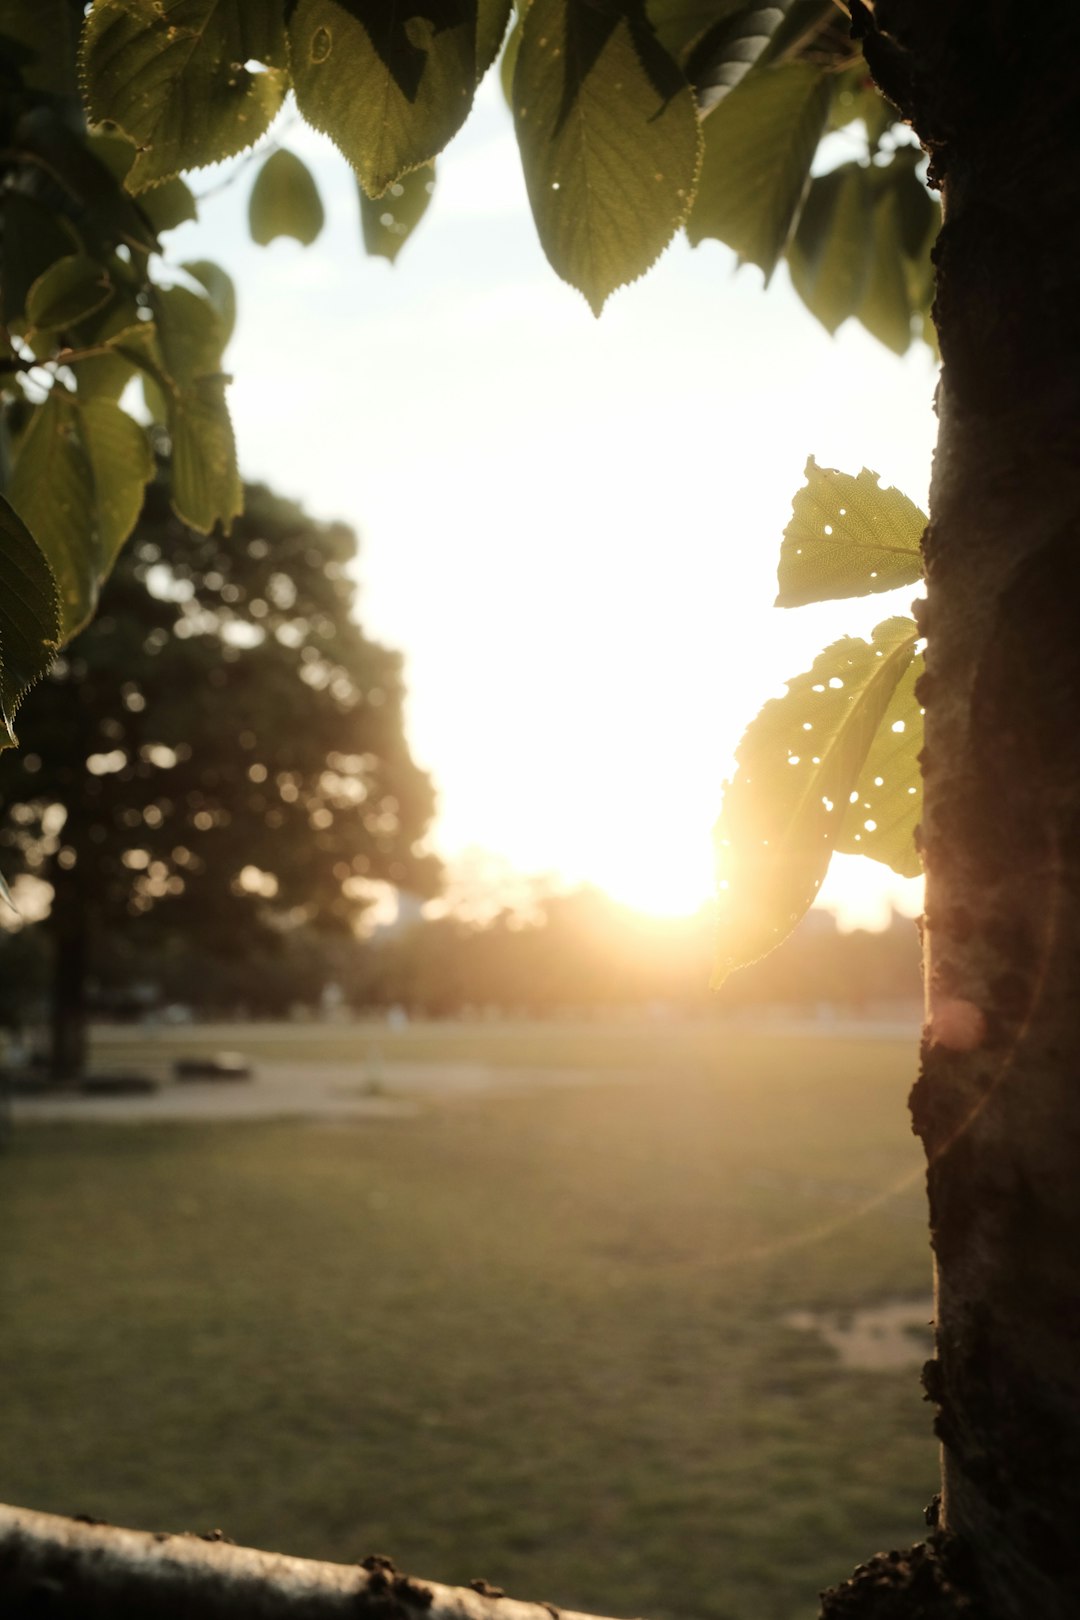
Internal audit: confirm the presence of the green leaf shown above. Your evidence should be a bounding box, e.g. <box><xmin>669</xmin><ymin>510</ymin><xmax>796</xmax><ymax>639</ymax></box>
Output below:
<box><xmin>687</xmin><ymin>61</ymin><xmax>829</xmax><ymax>279</ymax></box>
<box><xmin>169</xmin><ymin>374</ymin><xmax>242</xmax><ymax>534</ymax></box>
<box><xmin>855</xmin><ymin>182</ymin><xmax>912</xmax><ymax>355</ymax></box>
<box><xmin>687</xmin><ymin>0</ymin><xmax>799</xmax><ymax>113</ymax></box>
<box><xmin>6</xmin><ymin>389</ymin><xmax>154</xmax><ymax>638</ymax></box>
<box><xmin>79</xmin><ymin>397</ymin><xmax>155</xmax><ymax>570</ymax></box>
<box><xmin>0</xmin><ymin>494</ymin><xmax>61</xmax><ymax>748</ymax></box>
<box><xmin>777</xmin><ymin>459</ymin><xmax>925</xmax><ymax>607</ymax></box>
<box><xmin>836</xmin><ymin>643</ymin><xmax>923</xmax><ymax>878</ymax></box>
<box><xmin>69</xmin><ymin>292</ymin><xmax>146</xmax><ymax>401</ymax></box>
<box><xmin>477</xmin><ymin>0</ymin><xmax>512</xmax><ymax>77</ymax></box>
<box><xmin>787</xmin><ymin>160</ymin><xmax>870</xmax><ymax>334</ymax></box>
<box><xmin>499</xmin><ymin>12</ymin><xmax>520</xmax><ymax>106</ymax></box>
<box><xmin>117</xmin><ymin>296</ymin><xmax>241</xmax><ymax>533</ymax></box>
<box><xmin>25</xmin><ymin>254</ymin><xmax>114</xmax><ymax>335</ymax></box>
<box><xmin>182</xmin><ymin>259</ymin><xmax>237</xmax><ymax>344</ymax></box>
<box><xmin>80</xmin><ymin>0</ymin><xmax>288</xmax><ymax>191</ymax></box>
<box><xmin>138</xmin><ymin>174</ymin><xmax>199</xmax><ymax>233</ymax></box>
<box><xmin>359</xmin><ymin>165</ymin><xmax>436</xmax><ymax>263</ymax></box>
<box><xmin>287</xmin><ymin>0</ymin><xmax>478</xmax><ymax>199</ymax></box>
<box><xmin>513</xmin><ymin>0</ymin><xmax>702</xmax><ymax>314</ymax></box>
<box><xmin>248</xmin><ymin>148</ymin><xmax>326</xmax><ymax>246</ymax></box>
<box><xmin>6</xmin><ymin>391</ymin><xmax>97</xmax><ymax>639</ymax></box>
<box><xmin>713</xmin><ymin>615</ymin><xmax>919</xmax><ymax>983</ymax></box>
<box><xmin>151</xmin><ymin>284</ymin><xmax>227</xmax><ymax>385</ymax></box>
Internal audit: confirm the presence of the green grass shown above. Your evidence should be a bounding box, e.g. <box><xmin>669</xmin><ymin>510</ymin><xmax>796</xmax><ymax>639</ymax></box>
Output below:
<box><xmin>0</xmin><ymin>1026</ymin><xmax>936</xmax><ymax>1620</ymax></box>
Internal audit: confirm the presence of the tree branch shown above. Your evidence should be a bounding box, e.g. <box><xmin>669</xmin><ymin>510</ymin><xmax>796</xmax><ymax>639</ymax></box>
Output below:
<box><xmin>0</xmin><ymin>1503</ymin><xmax>620</xmax><ymax>1620</ymax></box>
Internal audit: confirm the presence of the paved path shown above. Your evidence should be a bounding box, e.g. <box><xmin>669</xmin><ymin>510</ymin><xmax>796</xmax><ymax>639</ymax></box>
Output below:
<box><xmin>10</xmin><ymin>1057</ymin><xmax>610</xmax><ymax>1124</ymax></box>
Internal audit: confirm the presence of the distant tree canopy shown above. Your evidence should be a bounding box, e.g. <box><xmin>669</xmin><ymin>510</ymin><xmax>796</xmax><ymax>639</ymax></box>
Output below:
<box><xmin>0</xmin><ymin>474</ymin><xmax>439</xmax><ymax>1071</ymax></box>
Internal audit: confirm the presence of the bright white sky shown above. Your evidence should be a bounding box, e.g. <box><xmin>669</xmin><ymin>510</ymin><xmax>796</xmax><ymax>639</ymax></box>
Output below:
<box><xmin>169</xmin><ymin>77</ymin><xmax>936</xmax><ymax>930</ymax></box>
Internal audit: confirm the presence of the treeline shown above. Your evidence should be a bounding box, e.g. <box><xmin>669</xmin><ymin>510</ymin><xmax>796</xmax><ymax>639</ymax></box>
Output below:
<box><xmin>1</xmin><ymin>886</ymin><xmax>920</xmax><ymax>1027</ymax></box>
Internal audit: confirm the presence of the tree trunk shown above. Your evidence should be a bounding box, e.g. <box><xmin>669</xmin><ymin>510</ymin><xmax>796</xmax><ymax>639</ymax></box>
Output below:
<box><xmin>854</xmin><ymin>5</ymin><xmax>1080</xmax><ymax>1616</ymax></box>
<box><xmin>47</xmin><ymin>855</ymin><xmax>89</xmax><ymax>1083</ymax></box>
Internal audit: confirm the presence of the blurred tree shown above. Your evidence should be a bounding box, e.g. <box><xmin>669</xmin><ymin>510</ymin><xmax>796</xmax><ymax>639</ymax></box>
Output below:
<box><xmin>0</xmin><ymin>475</ymin><xmax>440</xmax><ymax>1077</ymax></box>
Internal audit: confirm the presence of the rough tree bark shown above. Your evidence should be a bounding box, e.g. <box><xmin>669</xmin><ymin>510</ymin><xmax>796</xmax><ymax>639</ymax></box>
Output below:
<box><xmin>827</xmin><ymin>3</ymin><xmax>1080</xmax><ymax>1617</ymax></box>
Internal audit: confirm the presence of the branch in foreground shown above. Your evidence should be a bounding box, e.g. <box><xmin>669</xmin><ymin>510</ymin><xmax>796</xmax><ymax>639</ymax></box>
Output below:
<box><xmin>0</xmin><ymin>1503</ymin><xmax>616</xmax><ymax>1620</ymax></box>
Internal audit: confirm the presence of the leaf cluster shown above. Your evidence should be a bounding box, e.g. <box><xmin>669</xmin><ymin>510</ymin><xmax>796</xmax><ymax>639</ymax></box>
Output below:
<box><xmin>0</xmin><ymin>473</ymin><xmax>440</xmax><ymax>944</ymax></box>
<box><xmin>713</xmin><ymin>459</ymin><xmax>927</xmax><ymax>984</ymax></box>
<box><xmin>0</xmin><ymin>3</ymin><xmax>243</xmax><ymax>750</ymax></box>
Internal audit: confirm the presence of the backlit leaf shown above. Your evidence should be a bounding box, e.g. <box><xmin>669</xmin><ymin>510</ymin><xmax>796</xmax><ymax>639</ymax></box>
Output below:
<box><xmin>6</xmin><ymin>389</ymin><xmax>154</xmax><ymax>639</ymax></box>
<box><xmin>513</xmin><ymin>0</ymin><xmax>702</xmax><ymax>314</ymax></box>
<box><xmin>787</xmin><ymin>160</ymin><xmax>870</xmax><ymax>334</ymax></box>
<box><xmin>26</xmin><ymin>254</ymin><xmax>113</xmax><ymax>334</ymax></box>
<box><xmin>856</xmin><ymin>183</ymin><xmax>912</xmax><ymax>355</ymax></box>
<box><xmin>151</xmin><ymin>283</ymin><xmax>227</xmax><ymax>384</ymax></box>
<box><xmin>182</xmin><ymin>259</ymin><xmax>237</xmax><ymax>344</ymax></box>
<box><xmin>116</xmin><ymin>301</ymin><xmax>241</xmax><ymax>533</ymax></box>
<box><xmin>169</xmin><ymin>374</ymin><xmax>243</xmax><ymax>534</ymax></box>
<box><xmin>249</xmin><ymin>148</ymin><xmax>326</xmax><ymax>246</ymax></box>
<box><xmin>477</xmin><ymin>0</ymin><xmax>512</xmax><ymax>77</ymax></box>
<box><xmin>80</xmin><ymin>0</ymin><xmax>288</xmax><ymax>191</ymax></box>
<box><xmin>836</xmin><ymin>646</ymin><xmax>923</xmax><ymax>877</ymax></box>
<box><xmin>287</xmin><ymin>0</ymin><xmax>477</xmax><ymax>198</ymax></box>
<box><xmin>777</xmin><ymin>459</ymin><xmax>925</xmax><ymax>607</ymax></box>
<box><xmin>0</xmin><ymin>495</ymin><xmax>61</xmax><ymax>747</ymax></box>
<box><xmin>79</xmin><ymin>397</ymin><xmax>155</xmax><ymax>569</ymax></box>
<box><xmin>713</xmin><ymin>615</ymin><xmax>919</xmax><ymax>983</ymax></box>
<box><xmin>7</xmin><ymin>390</ymin><xmax>97</xmax><ymax>638</ymax></box>
<box><xmin>359</xmin><ymin>166</ymin><xmax>436</xmax><ymax>263</ymax></box>
<box><xmin>687</xmin><ymin>60</ymin><xmax>829</xmax><ymax>278</ymax></box>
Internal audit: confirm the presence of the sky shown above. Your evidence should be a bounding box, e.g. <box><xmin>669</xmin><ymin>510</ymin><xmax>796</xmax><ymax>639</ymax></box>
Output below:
<box><xmin>167</xmin><ymin>75</ymin><xmax>938</xmax><ymax>931</ymax></box>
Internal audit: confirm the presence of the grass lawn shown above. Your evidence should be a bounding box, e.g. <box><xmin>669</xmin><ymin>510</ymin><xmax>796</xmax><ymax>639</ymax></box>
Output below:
<box><xmin>0</xmin><ymin>1025</ymin><xmax>936</xmax><ymax>1620</ymax></box>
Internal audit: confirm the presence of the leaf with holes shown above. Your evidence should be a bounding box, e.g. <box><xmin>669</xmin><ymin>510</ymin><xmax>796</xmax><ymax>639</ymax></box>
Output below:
<box><xmin>249</xmin><ymin>149</ymin><xmax>326</xmax><ymax>246</ymax></box>
<box><xmin>687</xmin><ymin>60</ymin><xmax>829</xmax><ymax>278</ymax></box>
<box><xmin>777</xmin><ymin>459</ymin><xmax>925</xmax><ymax>607</ymax></box>
<box><xmin>713</xmin><ymin>615</ymin><xmax>919</xmax><ymax>983</ymax></box>
<box><xmin>513</xmin><ymin>0</ymin><xmax>702</xmax><ymax>315</ymax></box>
<box><xmin>837</xmin><ymin>642</ymin><xmax>923</xmax><ymax>877</ymax></box>
<box><xmin>288</xmin><ymin>0</ymin><xmax>477</xmax><ymax>199</ymax></box>
<box><xmin>359</xmin><ymin>166</ymin><xmax>436</xmax><ymax>263</ymax></box>
<box><xmin>0</xmin><ymin>495</ymin><xmax>61</xmax><ymax>748</ymax></box>
<box><xmin>80</xmin><ymin>0</ymin><xmax>288</xmax><ymax>191</ymax></box>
